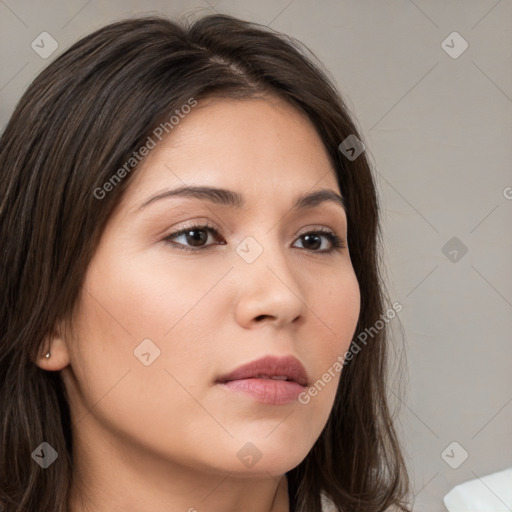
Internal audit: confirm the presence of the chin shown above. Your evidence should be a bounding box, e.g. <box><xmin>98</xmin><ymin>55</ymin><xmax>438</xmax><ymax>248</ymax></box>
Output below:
<box><xmin>227</xmin><ymin>457</ymin><xmax>306</xmax><ymax>479</ymax></box>
<box><xmin>221</xmin><ymin>436</ymin><xmax>312</xmax><ymax>478</ymax></box>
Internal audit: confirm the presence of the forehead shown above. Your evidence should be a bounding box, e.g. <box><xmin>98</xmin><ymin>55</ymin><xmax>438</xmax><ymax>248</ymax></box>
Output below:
<box><xmin>121</xmin><ymin>96</ymin><xmax>340</xmax><ymax>211</ymax></box>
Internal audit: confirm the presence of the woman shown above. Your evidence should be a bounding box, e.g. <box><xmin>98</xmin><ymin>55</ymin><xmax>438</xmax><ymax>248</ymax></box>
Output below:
<box><xmin>0</xmin><ymin>13</ymin><xmax>410</xmax><ymax>512</ymax></box>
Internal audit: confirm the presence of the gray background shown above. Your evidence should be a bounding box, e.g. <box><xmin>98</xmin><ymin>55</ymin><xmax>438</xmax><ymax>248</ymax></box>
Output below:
<box><xmin>1</xmin><ymin>1</ymin><xmax>511</xmax><ymax>510</ymax></box>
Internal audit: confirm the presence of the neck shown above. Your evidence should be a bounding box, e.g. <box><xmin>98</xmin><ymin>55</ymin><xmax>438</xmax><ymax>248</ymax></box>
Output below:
<box><xmin>68</xmin><ymin>425</ymin><xmax>290</xmax><ymax>512</ymax></box>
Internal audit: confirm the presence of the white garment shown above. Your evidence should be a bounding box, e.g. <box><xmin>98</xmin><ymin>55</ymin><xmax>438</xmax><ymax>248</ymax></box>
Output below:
<box><xmin>444</xmin><ymin>467</ymin><xmax>512</xmax><ymax>511</ymax></box>
<box><xmin>321</xmin><ymin>492</ymin><xmax>337</xmax><ymax>511</ymax></box>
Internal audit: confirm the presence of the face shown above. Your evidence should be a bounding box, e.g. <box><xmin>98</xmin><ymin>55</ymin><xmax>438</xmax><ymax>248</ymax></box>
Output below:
<box><xmin>58</xmin><ymin>96</ymin><xmax>360</xmax><ymax>478</ymax></box>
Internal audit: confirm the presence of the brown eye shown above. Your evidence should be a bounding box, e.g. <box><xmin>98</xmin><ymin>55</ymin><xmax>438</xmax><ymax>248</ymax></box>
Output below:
<box><xmin>300</xmin><ymin>233</ymin><xmax>322</xmax><ymax>251</ymax></box>
<box><xmin>293</xmin><ymin>230</ymin><xmax>345</xmax><ymax>253</ymax></box>
<box><xmin>164</xmin><ymin>224</ymin><xmax>225</xmax><ymax>251</ymax></box>
<box><xmin>182</xmin><ymin>229</ymin><xmax>209</xmax><ymax>247</ymax></box>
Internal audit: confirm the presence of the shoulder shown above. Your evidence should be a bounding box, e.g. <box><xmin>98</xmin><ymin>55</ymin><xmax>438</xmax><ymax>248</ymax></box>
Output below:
<box><xmin>444</xmin><ymin>467</ymin><xmax>512</xmax><ymax>511</ymax></box>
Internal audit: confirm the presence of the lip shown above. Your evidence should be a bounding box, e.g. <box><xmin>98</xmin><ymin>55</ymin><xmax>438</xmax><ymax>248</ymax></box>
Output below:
<box><xmin>216</xmin><ymin>355</ymin><xmax>309</xmax><ymax>405</ymax></box>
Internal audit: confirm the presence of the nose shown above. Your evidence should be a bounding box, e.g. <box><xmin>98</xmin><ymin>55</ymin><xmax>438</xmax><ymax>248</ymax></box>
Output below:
<box><xmin>233</xmin><ymin>237</ymin><xmax>307</xmax><ymax>330</ymax></box>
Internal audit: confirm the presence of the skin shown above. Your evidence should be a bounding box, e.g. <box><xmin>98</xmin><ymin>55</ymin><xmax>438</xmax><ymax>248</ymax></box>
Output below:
<box><xmin>37</xmin><ymin>95</ymin><xmax>361</xmax><ymax>512</ymax></box>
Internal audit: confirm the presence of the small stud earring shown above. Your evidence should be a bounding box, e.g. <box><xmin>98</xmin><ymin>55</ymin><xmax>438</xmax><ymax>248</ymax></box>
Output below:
<box><xmin>45</xmin><ymin>351</ymin><xmax>51</xmax><ymax>359</ymax></box>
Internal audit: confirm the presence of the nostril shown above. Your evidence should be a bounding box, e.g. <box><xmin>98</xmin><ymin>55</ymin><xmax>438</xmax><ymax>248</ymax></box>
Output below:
<box><xmin>255</xmin><ymin>314</ymin><xmax>273</xmax><ymax>322</ymax></box>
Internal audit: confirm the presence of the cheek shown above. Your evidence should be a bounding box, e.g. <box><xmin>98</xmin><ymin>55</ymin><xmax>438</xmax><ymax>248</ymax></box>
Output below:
<box><xmin>65</xmin><ymin>263</ymin><xmax>223</xmax><ymax>458</ymax></box>
<box><xmin>84</xmin><ymin>244</ymin><xmax>233</xmax><ymax>343</ymax></box>
<box><xmin>309</xmin><ymin>263</ymin><xmax>361</xmax><ymax>357</ymax></box>
<box><xmin>297</xmin><ymin>266</ymin><xmax>360</xmax><ymax>409</ymax></box>
<box><xmin>67</xmin><ymin>249</ymin><xmax>232</xmax><ymax>412</ymax></box>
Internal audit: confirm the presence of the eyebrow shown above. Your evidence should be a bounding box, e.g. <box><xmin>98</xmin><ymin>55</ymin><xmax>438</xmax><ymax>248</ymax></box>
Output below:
<box><xmin>136</xmin><ymin>185</ymin><xmax>346</xmax><ymax>213</ymax></box>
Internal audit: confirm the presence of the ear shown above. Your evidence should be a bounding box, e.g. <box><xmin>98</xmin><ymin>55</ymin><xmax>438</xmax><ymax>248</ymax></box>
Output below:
<box><xmin>33</xmin><ymin>324</ymin><xmax>72</xmax><ymax>371</ymax></box>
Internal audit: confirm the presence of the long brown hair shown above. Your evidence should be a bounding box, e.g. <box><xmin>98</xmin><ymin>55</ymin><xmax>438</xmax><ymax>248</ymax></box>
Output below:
<box><xmin>0</xmin><ymin>13</ymin><xmax>410</xmax><ymax>512</ymax></box>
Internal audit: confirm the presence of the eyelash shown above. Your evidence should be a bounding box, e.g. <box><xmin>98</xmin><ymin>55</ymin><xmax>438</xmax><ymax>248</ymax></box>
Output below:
<box><xmin>163</xmin><ymin>222</ymin><xmax>346</xmax><ymax>254</ymax></box>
